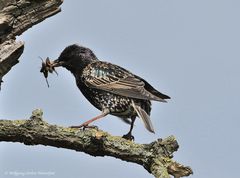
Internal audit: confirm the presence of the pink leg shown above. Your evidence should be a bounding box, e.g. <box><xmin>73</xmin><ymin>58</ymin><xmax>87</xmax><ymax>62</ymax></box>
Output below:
<box><xmin>70</xmin><ymin>110</ymin><xmax>109</xmax><ymax>128</ymax></box>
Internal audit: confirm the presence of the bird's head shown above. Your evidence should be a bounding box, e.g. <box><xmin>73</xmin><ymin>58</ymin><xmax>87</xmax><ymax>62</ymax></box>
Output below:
<box><xmin>52</xmin><ymin>44</ymin><xmax>97</xmax><ymax>73</ymax></box>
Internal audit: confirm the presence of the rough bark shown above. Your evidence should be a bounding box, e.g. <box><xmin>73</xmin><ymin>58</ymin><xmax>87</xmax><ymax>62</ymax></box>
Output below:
<box><xmin>0</xmin><ymin>109</ymin><xmax>193</xmax><ymax>178</ymax></box>
<box><xmin>0</xmin><ymin>1</ymin><xmax>193</xmax><ymax>177</ymax></box>
<box><xmin>0</xmin><ymin>0</ymin><xmax>63</xmax><ymax>89</ymax></box>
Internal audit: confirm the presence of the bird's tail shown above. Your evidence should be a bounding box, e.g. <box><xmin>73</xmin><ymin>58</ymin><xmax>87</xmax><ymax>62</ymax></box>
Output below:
<box><xmin>131</xmin><ymin>100</ymin><xmax>155</xmax><ymax>133</ymax></box>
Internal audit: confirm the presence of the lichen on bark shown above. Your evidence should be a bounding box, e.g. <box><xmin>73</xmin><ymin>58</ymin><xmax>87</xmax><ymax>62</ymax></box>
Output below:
<box><xmin>0</xmin><ymin>109</ymin><xmax>193</xmax><ymax>178</ymax></box>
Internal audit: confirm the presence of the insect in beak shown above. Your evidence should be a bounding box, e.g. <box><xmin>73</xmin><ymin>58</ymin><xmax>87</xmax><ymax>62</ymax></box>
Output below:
<box><xmin>40</xmin><ymin>57</ymin><xmax>60</xmax><ymax>88</ymax></box>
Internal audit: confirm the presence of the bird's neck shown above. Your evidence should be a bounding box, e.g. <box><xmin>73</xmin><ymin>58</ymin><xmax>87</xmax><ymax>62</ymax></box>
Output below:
<box><xmin>65</xmin><ymin>59</ymin><xmax>92</xmax><ymax>76</ymax></box>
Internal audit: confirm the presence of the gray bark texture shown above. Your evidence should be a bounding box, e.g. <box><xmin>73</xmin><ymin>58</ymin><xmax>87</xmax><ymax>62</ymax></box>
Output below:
<box><xmin>0</xmin><ymin>1</ymin><xmax>193</xmax><ymax>178</ymax></box>
<box><xmin>0</xmin><ymin>0</ymin><xmax>63</xmax><ymax>89</ymax></box>
<box><xmin>0</xmin><ymin>109</ymin><xmax>193</xmax><ymax>178</ymax></box>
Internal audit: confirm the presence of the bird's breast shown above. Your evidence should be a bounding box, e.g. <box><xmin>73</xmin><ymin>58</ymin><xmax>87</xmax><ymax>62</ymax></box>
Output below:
<box><xmin>77</xmin><ymin>81</ymin><xmax>132</xmax><ymax>111</ymax></box>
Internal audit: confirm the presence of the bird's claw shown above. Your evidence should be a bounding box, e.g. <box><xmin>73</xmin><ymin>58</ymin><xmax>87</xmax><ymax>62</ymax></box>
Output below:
<box><xmin>122</xmin><ymin>133</ymin><xmax>135</xmax><ymax>141</ymax></box>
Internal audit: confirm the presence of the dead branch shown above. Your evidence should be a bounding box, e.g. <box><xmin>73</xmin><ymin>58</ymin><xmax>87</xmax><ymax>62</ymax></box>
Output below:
<box><xmin>0</xmin><ymin>109</ymin><xmax>193</xmax><ymax>178</ymax></box>
<box><xmin>0</xmin><ymin>0</ymin><xmax>63</xmax><ymax>89</ymax></box>
<box><xmin>0</xmin><ymin>1</ymin><xmax>193</xmax><ymax>177</ymax></box>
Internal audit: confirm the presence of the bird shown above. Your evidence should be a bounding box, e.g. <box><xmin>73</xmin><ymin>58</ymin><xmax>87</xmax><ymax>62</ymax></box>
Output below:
<box><xmin>51</xmin><ymin>44</ymin><xmax>170</xmax><ymax>140</ymax></box>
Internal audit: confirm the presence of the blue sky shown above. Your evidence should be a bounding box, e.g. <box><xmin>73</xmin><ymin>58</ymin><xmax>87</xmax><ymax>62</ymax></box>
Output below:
<box><xmin>1</xmin><ymin>1</ymin><xmax>240</xmax><ymax>178</ymax></box>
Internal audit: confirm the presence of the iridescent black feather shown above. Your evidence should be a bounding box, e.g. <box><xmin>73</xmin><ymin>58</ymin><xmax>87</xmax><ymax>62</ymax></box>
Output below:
<box><xmin>53</xmin><ymin>44</ymin><xmax>170</xmax><ymax>139</ymax></box>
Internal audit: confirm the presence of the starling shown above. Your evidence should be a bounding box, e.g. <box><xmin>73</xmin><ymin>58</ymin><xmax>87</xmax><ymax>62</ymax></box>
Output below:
<box><xmin>51</xmin><ymin>44</ymin><xmax>170</xmax><ymax>140</ymax></box>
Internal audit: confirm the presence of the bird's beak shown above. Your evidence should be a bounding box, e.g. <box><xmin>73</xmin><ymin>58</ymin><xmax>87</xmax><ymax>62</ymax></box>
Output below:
<box><xmin>51</xmin><ymin>59</ymin><xmax>65</xmax><ymax>67</ymax></box>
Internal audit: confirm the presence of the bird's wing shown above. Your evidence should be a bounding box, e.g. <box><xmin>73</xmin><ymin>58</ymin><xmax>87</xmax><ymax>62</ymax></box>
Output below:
<box><xmin>82</xmin><ymin>61</ymin><xmax>168</xmax><ymax>102</ymax></box>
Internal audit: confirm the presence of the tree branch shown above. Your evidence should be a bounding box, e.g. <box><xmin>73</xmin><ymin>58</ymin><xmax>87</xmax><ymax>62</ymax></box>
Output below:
<box><xmin>0</xmin><ymin>109</ymin><xmax>193</xmax><ymax>178</ymax></box>
<box><xmin>0</xmin><ymin>0</ymin><xmax>63</xmax><ymax>89</ymax></box>
<box><xmin>0</xmin><ymin>1</ymin><xmax>193</xmax><ymax>177</ymax></box>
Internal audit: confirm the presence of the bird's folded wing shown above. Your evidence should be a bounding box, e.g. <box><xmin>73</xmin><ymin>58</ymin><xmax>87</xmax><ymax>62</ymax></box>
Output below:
<box><xmin>82</xmin><ymin>61</ymin><xmax>167</xmax><ymax>102</ymax></box>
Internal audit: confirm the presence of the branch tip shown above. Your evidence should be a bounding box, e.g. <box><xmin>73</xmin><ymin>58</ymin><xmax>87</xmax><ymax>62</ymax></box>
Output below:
<box><xmin>167</xmin><ymin>162</ymin><xmax>193</xmax><ymax>178</ymax></box>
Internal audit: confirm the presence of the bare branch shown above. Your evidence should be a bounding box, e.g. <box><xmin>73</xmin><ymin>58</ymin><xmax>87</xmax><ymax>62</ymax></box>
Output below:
<box><xmin>0</xmin><ymin>1</ymin><xmax>193</xmax><ymax>177</ymax></box>
<box><xmin>0</xmin><ymin>109</ymin><xmax>193</xmax><ymax>178</ymax></box>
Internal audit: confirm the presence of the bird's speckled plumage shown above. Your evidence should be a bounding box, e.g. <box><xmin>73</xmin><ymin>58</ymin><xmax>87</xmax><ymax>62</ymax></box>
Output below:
<box><xmin>53</xmin><ymin>44</ymin><xmax>170</xmax><ymax>140</ymax></box>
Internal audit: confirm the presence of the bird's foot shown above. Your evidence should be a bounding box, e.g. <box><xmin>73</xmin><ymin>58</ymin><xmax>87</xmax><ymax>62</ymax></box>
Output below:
<box><xmin>70</xmin><ymin>124</ymin><xmax>98</xmax><ymax>130</ymax></box>
<box><xmin>122</xmin><ymin>133</ymin><xmax>134</xmax><ymax>141</ymax></box>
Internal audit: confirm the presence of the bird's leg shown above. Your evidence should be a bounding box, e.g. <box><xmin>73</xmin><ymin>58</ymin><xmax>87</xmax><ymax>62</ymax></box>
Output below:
<box><xmin>122</xmin><ymin>117</ymin><xmax>136</xmax><ymax>141</ymax></box>
<box><xmin>70</xmin><ymin>109</ymin><xmax>109</xmax><ymax>129</ymax></box>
